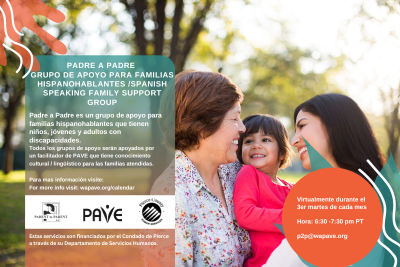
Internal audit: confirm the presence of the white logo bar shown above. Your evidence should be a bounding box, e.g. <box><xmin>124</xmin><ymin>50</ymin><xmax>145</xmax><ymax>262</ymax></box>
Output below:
<box><xmin>25</xmin><ymin>195</ymin><xmax>175</xmax><ymax>229</ymax></box>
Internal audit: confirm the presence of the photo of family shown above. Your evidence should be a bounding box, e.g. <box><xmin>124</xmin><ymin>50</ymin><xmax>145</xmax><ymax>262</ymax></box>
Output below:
<box><xmin>1</xmin><ymin>0</ymin><xmax>400</xmax><ymax>266</ymax></box>
<box><xmin>173</xmin><ymin>71</ymin><xmax>385</xmax><ymax>267</ymax></box>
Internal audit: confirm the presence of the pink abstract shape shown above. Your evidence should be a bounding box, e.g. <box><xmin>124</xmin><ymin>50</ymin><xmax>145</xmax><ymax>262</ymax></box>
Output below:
<box><xmin>0</xmin><ymin>0</ymin><xmax>67</xmax><ymax>72</ymax></box>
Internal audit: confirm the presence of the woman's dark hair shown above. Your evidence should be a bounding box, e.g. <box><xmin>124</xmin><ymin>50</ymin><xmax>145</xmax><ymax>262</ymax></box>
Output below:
<box><xmin>237</xmin><ymin>114</ymin><xmax>293</xmax><ymax>168</ymax></box>
<box><xmin>175</xmin><ymin>70</ymin><xmax>244</xmax><ymax>151</ymax></box>
<box><xmin>294</xmin><ymin>93</ymin><xmax>385</xmax><ymax>182</ymax></box>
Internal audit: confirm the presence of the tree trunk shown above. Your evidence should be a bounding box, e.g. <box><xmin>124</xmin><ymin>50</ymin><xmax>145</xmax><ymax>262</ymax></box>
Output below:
<box><xmin>117</xmin><ymin>0</ymin><xmax>218</xmax><ymax>188</ymax></box>
<box><xmin>2</xmin><ymin>112</ymin><xmax>14</xmax><ymax>174</ymax></box>
<box><xmin>2</xmin><ymin>99</ymin><xmax>16</xmax><ymax>174</ymax></box>
<box><xmin>1</xmin><ymin>67</ymin><xmax>25</xmax><ymax>174</ymax></box>
<box><xmin>155</xmin><ymin>0</ymin><xmax>167</xmax><ymax>55</ymax></box>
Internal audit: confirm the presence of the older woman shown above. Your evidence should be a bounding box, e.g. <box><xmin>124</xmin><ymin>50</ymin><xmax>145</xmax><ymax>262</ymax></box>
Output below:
<box><xmin>175</xmin><ymin>70</ymin><xmax>251</xmax><ymax>266</ymax></box>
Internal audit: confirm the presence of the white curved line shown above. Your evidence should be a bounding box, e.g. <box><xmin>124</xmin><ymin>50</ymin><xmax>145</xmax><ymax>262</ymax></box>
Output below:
<box><xmin>367</xmin><ymin>159</ymin><xmax>400</xmax><ymax>234</ymax></box>
<box><xmin>358</xmin><ymin>168</ymin><xmax>400</xmax><ymax>248</ymax></box>
<box><xmin>5</xmin><ymin>0</ymin><xmax>23</xmax><ymax>36</ymax></box>
<box><xmin>0</xmin><ymin>6</ymin><xmax>33</xmax><ymax>78</ymax></box>
<box><xmin>378</xmin><ymin>239</ymin><xmax>397</xmax><ymax>267</ymax></box>
<box><xmin>3</xmin><ymin>44</ymin><xmax>22</xmax><ymax>73</ymax></box>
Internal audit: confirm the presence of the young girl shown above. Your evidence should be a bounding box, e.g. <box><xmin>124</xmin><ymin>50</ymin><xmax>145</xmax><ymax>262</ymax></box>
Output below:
<box><xmin>233</xmin><ymin>114</ymin><xmax>294</xmax><ymax>267</ymax></box>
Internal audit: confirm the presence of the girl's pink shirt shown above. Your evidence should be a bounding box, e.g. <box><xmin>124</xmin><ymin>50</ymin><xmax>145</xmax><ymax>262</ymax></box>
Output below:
<box><xmin>233</xmin><ymin>165</ymin><xmax>294</xmax><ymax>267</ymax></box>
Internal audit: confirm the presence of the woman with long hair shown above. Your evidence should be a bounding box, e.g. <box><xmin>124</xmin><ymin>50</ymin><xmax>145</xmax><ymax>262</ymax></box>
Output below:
<box><xmin>291</xmin><ymin>93</ymin><xmax>385</xmax><ymax>181</ymax></box>
<box><xmin>264</xmin><ymin>93</ymin><xmax>386</xmax><ymax>267</ymax></box>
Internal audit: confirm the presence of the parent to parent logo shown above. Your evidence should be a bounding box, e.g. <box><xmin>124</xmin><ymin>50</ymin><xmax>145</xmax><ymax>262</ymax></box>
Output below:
<box><xmin>33</xmin><ymin>202</ymin><xmax>68</xmax><ymax>222</ymax></box>
<box><xmin>139</xmin><ymin>198</ymin><xmax>163</xmax><ymax>225</ymax></box>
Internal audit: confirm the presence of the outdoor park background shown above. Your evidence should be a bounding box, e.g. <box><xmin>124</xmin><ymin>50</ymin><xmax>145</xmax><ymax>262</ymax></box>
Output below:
<box><xmin>1</xmin><ymin>0</ymin><xmax>400</xmax><ymax>265</ymax></box>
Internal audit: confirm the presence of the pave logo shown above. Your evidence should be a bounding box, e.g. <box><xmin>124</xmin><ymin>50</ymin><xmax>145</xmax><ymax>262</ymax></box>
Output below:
<box><xmin>83</xmin><ymin>205</ymin><xmax>122</xmax><ymax>222</ymax></box>
<box><xmin>33</xmin><ymin>202</ymin><xmax>68</xmax><ymax>222</ymax></box>
<box><xmin>139</xmin><ymin>198</ymin><xmax>164</xmax><ymax>225</ymax></box>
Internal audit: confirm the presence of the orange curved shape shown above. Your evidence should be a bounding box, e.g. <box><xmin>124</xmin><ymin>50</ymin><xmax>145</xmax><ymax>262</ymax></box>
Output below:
<box><xmin>0</xmin><ymin>0</ymin><xmax>67</xmax><ymax>71</ymax></box>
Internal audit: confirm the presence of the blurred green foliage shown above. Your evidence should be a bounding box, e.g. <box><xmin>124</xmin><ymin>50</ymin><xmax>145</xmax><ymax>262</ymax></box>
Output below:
<box><xmin>0</xmin><ymin>172</ymin><xmax>25</xmax><ymax>267</ymax></box>
<box><xmin>242</xmin><ymin>46</ymin><xmax>343</xmax><ymax>120</ymax></box>
<box><xmin>278</xmin><ymin>170</ymin><xmax>308</xmax><ymax>184</ymax></box>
